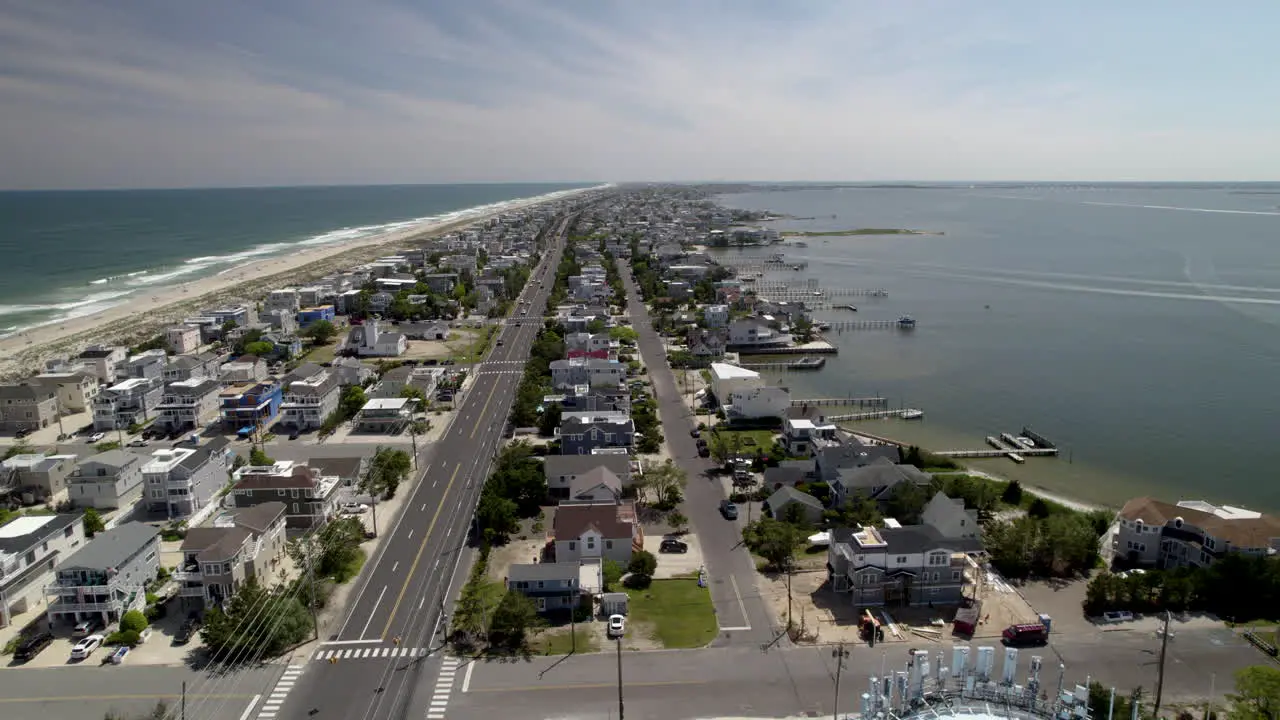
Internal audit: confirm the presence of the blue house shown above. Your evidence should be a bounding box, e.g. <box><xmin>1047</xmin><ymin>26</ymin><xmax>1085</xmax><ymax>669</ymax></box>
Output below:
<box><xmin>219</xmin><ymin>381</ymin><xmax>283</xmax><ymax>432</ymax></box>
<box><xmin>297</xmin><ymin>305</ymin><xmax>336</xmax><ymax>326</ymax></box>
<box><xmin>559</xmin><ymin>415</ymin><xmax>635</xmax><ymax>455</ymax></box>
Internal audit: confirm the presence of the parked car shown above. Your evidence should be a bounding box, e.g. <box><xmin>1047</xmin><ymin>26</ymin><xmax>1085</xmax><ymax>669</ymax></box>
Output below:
<box><xmin>1001</xmin><ymin>623</ymin><xmax>1049</xmax><ymax>647</ymax></box>
<box><xmin>70</xmin><ymin>634</ymin><xmax>104</xmax><ymax>660</ymax></box>
<box><xmin>73</xmin><ymin>618</ymin><xmax>102</xmax><ymax>637</ymax></box>
<box><xmin>127</xmin><ymin>439</ymin><xmax>148</xmax><ymax>447</ymax></box>
<box><xmin>660</xmin><ymin>538</ymin><xmax>688</xmax><ymax>554</ymax></box>
<box><xmin>288</xmin><ymin>432</ymin><xmax>300</xmax><ymax>441</ymax></box>
<box><xmin>719</xmin><ymin>500</ymin><xmax>739</xmax><ymax>520</ymax></box>
<box><xmin>1101</xmin><ymin>610</ymin><xmax>1134</xmax><ymax>624</ymax></box>
<box><xmin>175</xmin><ymin>614</ymin><xmax>201</xmax><ymax>645</ymax></box>
<box><xmin>689</xmin><ymin>428</ymin><xmax>700</xmax><ymax>438</ymax></box>
<box><xmin>87</xmin><ymin>432</ymin><xmax>106</xmax><ymax>443</ymax></box>
<box><xmin>698</xmin><ymin>447</ymin><xmax>710</xmax><ymax>458</ymax></box>
<box><xmin>340</xmin><ymin>503</ymin><xmax>369</xmax><ymax>515</ymax></box>
<box><xmin>607</xmin><ymin>614</ymin><xmax>626</xmax><ymax>639</ymax></box>
<box><xmin>13</xmin><ymin>632</ymin><xmax>53</xmax><ymax>662</ymax></box>
<box><xmin>109</xmin><ymin>646</ymin><xmax>130</xmax><ymax>665</ymax></box>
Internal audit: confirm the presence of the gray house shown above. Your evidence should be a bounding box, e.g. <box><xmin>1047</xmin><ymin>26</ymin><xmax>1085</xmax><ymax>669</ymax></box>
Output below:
<box><xmin>815</xmin><ymin>439</ymin><xmax>902</xmax><ymax>485</ymax></box>
<box><xmin>764</xmin><ymin>486</ymin><xmax>825</xmax><ymax>525</ymax></box>
<box><xmin>68</xmin><ymin>449</ymin><xmax>146</xmax><ymax>510</ymax></box>
<box><xmin>560</xmin><ymin>466</ymin><xmax>624</xmax><ymax>505</ymax></box>
<box><xmin>176</xmin><ymin>502</ymin><xmax>287</xmax><ymax>609</ymax></box>
<box><xmin>1</xmin><ymin>452</ymin><xmax>77</xmax><ymax>506</ymax></box>
<box><xmin>559</xmin><ymin>416</ymin><xmax>634</xmax><ymax>456</ymax></box>
<box><xmin>0</xmin><ymin>382</ymin><xmax>61</xmax><ymax>433</ymax></box>
<box><xmin>505</xmin><ymin>562</ymin><xmax>581</xmax><ymax>614</ymax></box>
<box><xmin>45</xmin><ymin>522</ymin><xmax>160</xmax><ymax>627</ymax></box>
<box><xmin>544</xmin><ymin>455</ymin><xmax>633</xmax><ymax>499</ymax></box>
<box><xmin>0</xmin><ymin>514</ymin><xmax>85</xmax><ymax>628</ymax></box>
<box><xmin>826</xmin><ymin>524</ymin><xmax>982</xmax><ymax>608</ymax></box>
<box><xmin>830</xmin><ymin>457</ymin><xmax>933</xmax><ymax>508</ymax></box>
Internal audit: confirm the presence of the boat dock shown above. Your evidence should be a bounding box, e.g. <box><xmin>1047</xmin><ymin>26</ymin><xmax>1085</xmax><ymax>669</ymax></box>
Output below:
<box><xmin>933</xmin><ymin>432</ymin><xmax>1060</xmax><ymax>463</ymax></box>
<box><xmin>826</xmin><ymin>408</ymin><xmax>925</xmax><ymax>422</ymax></box>
<box><xmin>835</xmin><ymin>304</ymin><xmax>859</xmax><ymax>311</ymax></box>
<box><xmin>791</xmin><ymin>396</ymin><xmax>888</xmax><ymax>408</ymax></box>
<box><xmin>753</xmin><ymin>283</ymin><xmax>889</xmax><ymax>298</ymax></box>
<box><xmin>824</xmin><ymin>318</ymin><xmax>917</xmax><ymax>331</ymax></box>
<box><xmin>740</xmin><ymin>357</ymin><xmax>828</xmax><ymax>371</ymax></box>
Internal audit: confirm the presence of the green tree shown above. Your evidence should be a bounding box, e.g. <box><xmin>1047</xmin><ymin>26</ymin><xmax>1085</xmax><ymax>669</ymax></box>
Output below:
<box><xmin>1228</xmin><ymin>665</ymin><xmax>1280</xmax><ymax>720</ymax></box>
<box><xmin>476</xmin><ymin>493</ymin><xmax>519</xmax><ymax>546</ymax></box>
<box><xmin>249</xmin><ymin>447</ymin><xmax>274</xmax><ymax>466</ymax></box>
<box><xmin>488</xmin><ymin>590</ymin><xmax>540</xmax><ymax>650</ymax></box>
<box><xmin>625</xmin><ymin>549</ymin><xmax>658</xmax><ymax>588</ymax></box>
<box><xmin>244</xmin><ymin>340</ymin><xmax>275</xmax><ymax>357</ymax></box>
<box><xmin>338</xmin><ymin>386</ymin><xmax>367</xmax><ymax>420</ymax></box>
<box><xmin>667</xmin><ymin>511</ymin><xmax>688</xmax><ymax>533</ymax></box>
<box><xmin>602</xmin><ymin>559</ymin><xmax>624</xmax><ymax>591</ymax></box>
<box><xmin>791</xmin><ymin>316</ymin><xmax>815</xmax><ymax>343</ymax></box>
<box><xmin>302</xmin><ymin>319</ymin><xmax>337</xmax><ymax>344</ymax></box>
<box><xmin>609</xmin><ymin>326</ymin><xmax>638</xmax><ymax>344</ymax></box>
<box><xmin>538</xmin><ymin>403</ymin><xmax>562</xmax><ymax>437</ymax></box>
<box><xmin>82</xmin><ymin>507</ymin><xmax>106</xmax><ymax>537</ymax></box>
<box><xmin>884</xmin><ymin>481</ymin><xmax>929</xmax><ymax>524</ymax></box>
<box><xmin>360</xmin><ymin>446</ymin><xmax>412</xmax><ymax>498</ymax></box>
<box><xmin>742</xmin><ymin>518</ymin><xmax>800</xmax><ymax>572</ymax></box>
<box><xmin>119</xmin><ymin>609</ymin><xmax>149</xmax><ymax>633</ymax></box>
<box><xmin>1001</xmin><ymin>479</ymin><xmax>1024</xmax><ymax>505</ymax></box>
<box><xmin>638</xmin><ymin>459</ymin><xmax>687</xmax><ymax>509</ymax></box>
<box><xmin>289</xmin><ymin>516</ymin><xmax>366</xmax><ymax>582</ymax></box>
<box><xmin>400</xmin><ymin>385</ymin><xmax>427</xmax><ymax>407</ymax></box>
<box><xmin>200</xmin><ymin>579</ymin><xmax>312</xmax><ymax>660</ymax></box>
<box><xmin>1027</xmin><ymin>497</ymin><xmax>1052</xmax><ymax>519</ymax></box>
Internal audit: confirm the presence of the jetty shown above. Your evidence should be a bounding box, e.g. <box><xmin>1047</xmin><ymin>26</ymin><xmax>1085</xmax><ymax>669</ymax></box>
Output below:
<box><xmin>791</xmin><ymin>396</ymin><xmax>888</xmax><ymax>409</ymax></box>
<box><xmin>825</xmin><ymin>408</ymin><xmax>925</xmax><ymax>422</ymax></box>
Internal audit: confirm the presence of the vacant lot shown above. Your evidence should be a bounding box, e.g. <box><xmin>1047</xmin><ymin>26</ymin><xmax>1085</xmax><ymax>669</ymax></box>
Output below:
<box><xmin>625</xmin><ymin>578</ymin><xmax>718</xmax><ymax>649</ymax></box>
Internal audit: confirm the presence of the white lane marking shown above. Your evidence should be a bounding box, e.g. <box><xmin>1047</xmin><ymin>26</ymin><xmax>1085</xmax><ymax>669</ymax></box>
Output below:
<box><xmin>391</xmin><ymin>561</ymin><xmax>399</xmax><ymax>573</ymax></box>
<box><xmin>238</xmin><ymin>695</ymin><xmax>261</xmax><ymax>720</ymax></box>
<box><xmin>421</xmin><ymin>503</ymin><xmax>427</xmax><ymax>511</ymax></box>
<box><xmin>720</xmin><ymin>625</ymin><xmax>752</xmax><ymax>631</ymax></box>
<box><xmin>728</xmin><ymin>574</ymin><xmax>751</xmax><ymax>630</ymax></box>
<box><xmin>407</xmin><ymin>529</ymin><xmax>413</xmax><ymax>539</ymax></box>
<box><xmin>319</xmin><ymin>639</ymin><xmax>380</xmax><ymax>646</ymax></box>
<box><xmin>462</xmin><ymin>661</ymin><xmax>475</xmax><ymax>692</ymax></box>
<box><xmin>359</xmin><ymin>585</ymin><xmax>388</xmax><ymax>639</ymax></box>
<box><xmin>419</xmin><ymin>594</ymin><xmax>426</xmax><ymax>610</ymax></box>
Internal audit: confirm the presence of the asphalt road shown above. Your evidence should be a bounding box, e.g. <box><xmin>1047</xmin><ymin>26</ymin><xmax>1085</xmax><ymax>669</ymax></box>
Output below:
<box><xmin>0</xmin><ymin>664</ymin><xmax>278</xmax><ymax>720</ymax></box>
<box><xmin>620</xmin><ymin>270</ymin><xmax>777</xmax><ymax>645</ymax></box>
<box><xmin>441</xmin><ymin>625</ymin><xmax>1259</xmax><ymax>720</ymax></box>
<box><xmin>271</xmin><ymin>218</ymin><xmax>571</xmax><ymax>720</ymax></box>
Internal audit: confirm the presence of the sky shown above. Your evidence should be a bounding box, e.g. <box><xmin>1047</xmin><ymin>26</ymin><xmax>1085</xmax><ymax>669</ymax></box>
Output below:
<box><xmin>2</xmin><ymin>0</ymin><xmax>1279</xmax><ymax>189</ymax></box>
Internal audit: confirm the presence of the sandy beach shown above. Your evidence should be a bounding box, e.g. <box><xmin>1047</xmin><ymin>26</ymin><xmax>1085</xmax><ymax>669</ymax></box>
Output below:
<box><xmin>0</xmin><ymin>188</ymin><xmax>592</xmax><ymax>380</ymax></box>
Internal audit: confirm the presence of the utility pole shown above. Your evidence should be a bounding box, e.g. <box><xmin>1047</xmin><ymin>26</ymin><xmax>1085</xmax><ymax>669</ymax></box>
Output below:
<box><xmin>786</xmin><ymin>562</ymin><xmax>793</xmax><ymax>632</ymax></box>
<box><xmin>833</xmin><ymin>644</ymin><xmax>850</xmax><ymax>720</ymax></box>
<box><xmin>616</xmin><ymin>637</ymin><xmax>625</xmax><ymax>720</ymax></box>
<box><xmin>1153</xmin><ymin>610</ymin><xmax>1171</xmax><ymax>719</ymax></box>
<box><xmin>306</xmin><ymin>539</ymin><xmax>319</xmax><ymax>640</ymax></box>
<box><xmin>181</xmin><ymin>680</ymin><xmax>186</xmax><ymax>720</ymax></box>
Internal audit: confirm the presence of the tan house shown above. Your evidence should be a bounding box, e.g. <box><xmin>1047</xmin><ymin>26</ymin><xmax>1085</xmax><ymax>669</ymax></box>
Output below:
<box><xmin>32</xmin><ymin>371</ymin><xmax>100</xmax><ymax>413</ymax></box>
<box><xmin>0</xmin><ymin>382</ymin><xmax>61</xmax><ymax>434</ymax></box>
<box><xmin>1110</xmin><ymin>496</ymin><xmax>1280</xmax><ymax>569</ymax></box>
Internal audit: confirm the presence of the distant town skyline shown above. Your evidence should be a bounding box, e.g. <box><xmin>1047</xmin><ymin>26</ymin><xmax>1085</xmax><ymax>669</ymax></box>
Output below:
<box><xmin>2</xmin><ymin>1</ymin><xmax>1278</xmax><ymax>190</ymax></box>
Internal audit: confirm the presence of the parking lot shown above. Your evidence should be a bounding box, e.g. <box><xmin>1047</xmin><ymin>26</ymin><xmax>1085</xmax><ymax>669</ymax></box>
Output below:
<box><xmin>644</xmin><ymin>533</ymin><xmax>704</xmax><ymax>579</ymax></box>
<box><xmin>7</xmin><ymin>599</ymin><xmax>204</xmax><ymax>669</ymax></box>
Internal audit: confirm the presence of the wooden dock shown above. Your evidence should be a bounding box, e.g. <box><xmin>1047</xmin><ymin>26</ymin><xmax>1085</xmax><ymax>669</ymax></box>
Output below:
<box><xmin>824</xmin><ymin>319</ymin><xmax>917</xmax><ymax>331</ymax></box>
<box><xmin>734</xmin><ymin>342</ymin><xmax>839</xmax><ymax>355</ymax></box>
<box><xmin>791</xmin><ymin>397</ymin><xmax>888</xmax><ymax>409</ymax></box>
<box><xmin>933</xmin><ymin>434</ymin><xmax>1059</xmax><ymax>462</ymax></box>
<box><xmin>825</xmin><ymin>408</ymin><xmax>924</xmax><ymax>422</ymax></box>
<box><xmin>739</xmin><ymin>357</ymin><xmax>828</xmax><ymax>371</ymax></box>
<box><xmin>756</xmin><ymin>286</ymin><xmax>888</xmax><ymax>298</ymax></box>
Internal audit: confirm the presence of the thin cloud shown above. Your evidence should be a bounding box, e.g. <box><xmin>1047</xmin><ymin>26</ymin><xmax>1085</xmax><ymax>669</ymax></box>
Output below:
<box><xmin>0</xmin><ymin>0</ymin><xmax>1277</xmax><ymax>189</ymax></box>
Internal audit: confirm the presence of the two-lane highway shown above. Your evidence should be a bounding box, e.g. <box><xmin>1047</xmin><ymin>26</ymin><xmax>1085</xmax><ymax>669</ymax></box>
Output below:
<box><xmin>271</xmin><ymin>216</ymin><xmax>573</xmax><ymax>720</ymax></box>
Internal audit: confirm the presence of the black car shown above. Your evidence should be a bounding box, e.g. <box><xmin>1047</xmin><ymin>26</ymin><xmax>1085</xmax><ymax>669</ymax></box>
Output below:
<box><xmin>660</xmin><ymin>538</ymin><xmax>689</xmax><ymax>554</ymax></box>
<box><xmin>13</xmin><ymin>632</ymin><xmax>53</xmax><ymax>662</ymax></box>
<box><xmin>175</xmin><ymin>615</ymin><xmax>201</xmax><ymax>645</ymax></box>
<box><xmin>689</xmin><ymin>428</ymin><xmax>700</xmax><ymax>438</ymax></box>
<box><xmin>698</xmin><ymin>446</ymin><xmax>710</xmax><ymax>458</ymax></box>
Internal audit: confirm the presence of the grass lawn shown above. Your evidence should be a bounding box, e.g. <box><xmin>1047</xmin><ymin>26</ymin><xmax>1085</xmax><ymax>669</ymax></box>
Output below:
<box><xmin>531</xmin><ymin>626</ymin><xmax>598</xmax><ymax>655</ymax></box>
<box><xmin>449</xmin><ymin>325</ymin><xmax>498</xmax><ymax>364</ymax></box>
<box><xmin>624</xmin><ymin>578</ymin><xmax>718</xmax><ymax>649</ymax></box>
<box><xmin>709</xmin><ymin>428</ymin><xmax>777</xmax><ymax>457</ymax></box>
<box><xmin>304</xmin><ymin>340</ymin><xmax>339</xmax><ymax>363</ymax></box>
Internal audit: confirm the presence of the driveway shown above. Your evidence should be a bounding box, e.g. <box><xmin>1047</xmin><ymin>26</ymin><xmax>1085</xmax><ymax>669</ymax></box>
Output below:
<box><xmin>620</xmin><ymin>271</ymin><xmax>775</xmax><ymax>644</ymax></box>
<box><xmin>644</xmin><ymin>533</ymin><xmax>705</xmax><ymax>579</ymax></box>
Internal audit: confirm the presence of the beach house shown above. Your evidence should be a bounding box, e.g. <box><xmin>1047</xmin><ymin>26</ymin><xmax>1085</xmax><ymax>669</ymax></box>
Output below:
<box><xmin>219</xmin><ymin>381</ymin><xmax>282</xmax><ymax>433</ymax></box>
<box><xmin>279</xmin><ymin>365</ymin><xmax>341</xmax><ymax>431</ymax></box>
<box><xmin>1109</xmin><ymin>496</ymin><xmax>1280</xmax><ymax>569</ymax></box>
<box><xmin>0</xmin><ymin>382</ymin><xmax>62</xmax><ymax>433</ymax></box>
<box><xmin>1</xmin><ymin>452</ymin><xmax>76</xmax><ymax>505</ymax></box>
<box><xmin>155</xmin><ymin>377</ymin><xmax>222</xmax><ymax>433</ymax></box>
<box><xmin>30</xmin><ymin>370</ymin><xmax>100</xmax><ymax>413</ymax></box>
<box><xmin>45</xmin><ymin>523</ymin><xmax>160</xmax><ymax>628</ymax></box>
<box><xmin>142</xmin><ymin>439</ymin><xmax>231</xmax><ymax>520</ymax></box>
<box><xmin>175</xmin><ymin>502</ymin><xmax>287</xmax><ymax>609</ymax></box>
<box><xmin>0</xmin><ymin>513</ymin><xmax>85</xmax><ymax>628</ymax></box>
<box><xmin>231</xmin><ymin>461</ymin><xmax>342</xmax><ymax>531</ymax></box>
<box><xmin>166</xmin><ymin>326</ymin><xmax>202</xmax><ymax>355</ymax></box>
<box><xmin>68</xmin><ymin>449</ymin><xmax>146</xmax><ymax>510</ymax></box>
<box><xmin>76</xmin><ymin>345</ymin><xmax>128</xmax><ymax>383</ymax></box>
<box><xmin>92</xmin><ymin>377</ymin><xmax>162</xmax><ymax>431</ymax></box>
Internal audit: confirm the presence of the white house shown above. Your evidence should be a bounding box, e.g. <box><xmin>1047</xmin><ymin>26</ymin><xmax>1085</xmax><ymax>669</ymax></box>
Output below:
<box><xmin>155</xmin><ymin>377</ymin><xmax>222</xmax><ymax>432</ymax></box>
<box><xmin>725</xmin><ymin>385</ymin><xmax>791</xmax><ymax>420</ymax></box>
<box><xmin>1108</xmin><ymin>496</ymin><xmax>1280</xmax><ymax>569</ymax></box>
<box><xmin>728</xmin><ymin>319</ymin><xmax>780</xmax><ymax>347</ymax></box>
<box><xmin>703</xmin><ymin>305</ymin><xmax>729</xmax><ymax>328</ymax></box>
<box><xmin>348</xmin><ymin>320</ymin><xmax>407</xmax><ymax>358</ymax></box>
<box><xmin>166</xmin><ymin>326</ymin><xmax>202</xmax><ymax>355</ymax></box>
<box><xmin>280</xmin><ymin>366</ymin><xmax>341</xmax><ymax>431</ymax></box>
<box><xmin>708</xmin><ymin>362</ymin><xmax>763</xmax><ymax>402</ymax></box>
<box><xmin>921</xmin><ymin>491</ymin><xmax>981</xmax><ymax>540</ymax></box>
<box><xmin>0</xmin><ymin>514</ymin><xmax>85</xmax><ymax>628</ymax></box>
<box><xmin>31</xmin><ymin>370</ymin><xmax>100</xmax><ymax>413</ymax></box>
<box><xmin>549</xmin><ymin>357</ymin><xmax>626</xmax><ymax>390</ymax></box>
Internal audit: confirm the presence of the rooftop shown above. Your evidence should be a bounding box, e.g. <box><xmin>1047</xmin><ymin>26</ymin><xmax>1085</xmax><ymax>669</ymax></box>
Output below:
<box><xmin>0</xmin><ymin>514</ymin><xmax>59</xmax><ymax>540</ymax></box>
<box><xmin>58</xmin><ymin>522</ymin><xmax>159</xmax><ymax>572</ymax></box>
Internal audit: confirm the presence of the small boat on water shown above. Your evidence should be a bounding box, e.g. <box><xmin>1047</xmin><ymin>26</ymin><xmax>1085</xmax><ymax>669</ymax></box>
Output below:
<box><xmin>901</xmin><ymin>409</ymin><xmax>924</xmax><ymax>420</ymax></box>
<box><xmin>793</xmin><ymin>241</ymin><xmax>809</xmax><ymax>248</ymax></box>
<box><xmin>897</xmin><ymin>315</ymin><xmax>917</xmax><ymax>328</ymax></box>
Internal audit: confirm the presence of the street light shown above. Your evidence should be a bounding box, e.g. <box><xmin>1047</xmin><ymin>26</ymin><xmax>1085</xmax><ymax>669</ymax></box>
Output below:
<box><xmin>833</xmin><ymin>643</ymin><xmax>850</xmax><ymax>720</ymax></box>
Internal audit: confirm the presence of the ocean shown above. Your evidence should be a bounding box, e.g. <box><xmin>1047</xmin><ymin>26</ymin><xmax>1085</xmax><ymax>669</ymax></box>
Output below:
<box><xmin>0</xmin><ymin>183</ymin><xmax>593</xmax><ymax>335</ymax></box>
<box><xmin>713</xmin><ymin>184</ymin><xmax>1280</xmax><ymax>511</ymax></box>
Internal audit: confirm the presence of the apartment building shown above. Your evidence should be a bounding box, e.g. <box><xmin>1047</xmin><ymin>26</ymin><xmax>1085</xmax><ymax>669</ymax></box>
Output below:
<box><xmin>155</xmin><ymin>377</ymin><xmax>222</xmax><ymax>433</ymax></box>
<box><xmin>45</xmin><ymin>522</ymin><xmax>160</xmax><ymax>627</ymax></box>
<box><xmin>68</xmin><ymin>449</ymin><xmax>145</xmax><ymax>510</ymax></box>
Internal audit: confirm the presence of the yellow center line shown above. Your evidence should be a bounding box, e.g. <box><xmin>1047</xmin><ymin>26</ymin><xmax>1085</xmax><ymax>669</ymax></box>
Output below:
<box><xmin>471</xmin><ymin>680</ymin><xmax>707</xmax><ymax>694</ymax></box>
<box><xmin>380</xmin><ymin>463</ymin><xmax>460</xmax><ymax>638</ymax></box>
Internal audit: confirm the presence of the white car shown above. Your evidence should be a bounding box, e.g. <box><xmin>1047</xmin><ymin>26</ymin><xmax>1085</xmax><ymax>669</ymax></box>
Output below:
<box><xmin>70</xmin><ymin>634</ymin><xmax>104</xmax><ymax>660</ymax></box>
<box><xmin>88</xmin><ymin>432</ymin><xmax>106</xmax><ymax>443</ymax></box>
<box><xmin>340</xmin><ymin>503</ymin><xmax>369</xmax><ymax>515</ymax></box>
<box><xmin>607</xmin><ymin>614</ymin><xmax>625</xmax><ymax>639</ymax></box>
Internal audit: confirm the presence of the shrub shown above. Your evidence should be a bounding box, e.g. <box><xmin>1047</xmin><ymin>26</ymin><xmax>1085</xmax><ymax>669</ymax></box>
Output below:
<box><xmin>107</xmin><ymin>629</ymin><xmax>141</xmax><ymax>647</ymax></box>
<box><xmin>120</xmin><ymin>609</ymin><xmax>149</xmax><ymax>633</ymax></box>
